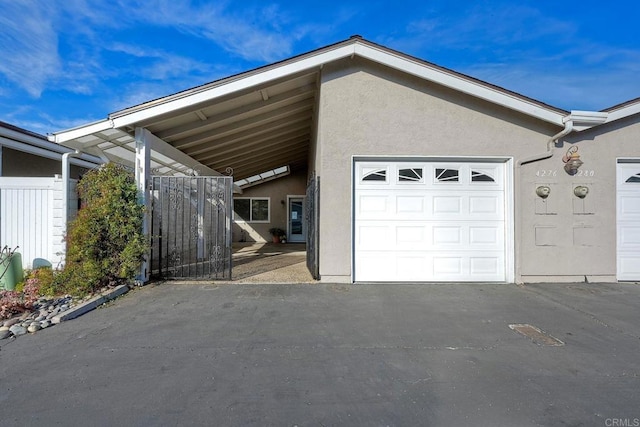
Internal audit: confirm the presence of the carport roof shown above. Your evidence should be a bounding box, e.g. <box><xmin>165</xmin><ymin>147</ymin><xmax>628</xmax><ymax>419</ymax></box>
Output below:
<box><xmin>49</xmin><ymin>36</ymin><xmax>573</xmax><ymax>181</ymax></box>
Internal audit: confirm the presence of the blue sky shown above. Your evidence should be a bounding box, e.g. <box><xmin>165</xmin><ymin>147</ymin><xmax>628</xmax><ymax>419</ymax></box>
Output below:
<box><xmin>1</xmin><ymin>0</ymin><xmax>639</xmax><ymax>135</ymax></box>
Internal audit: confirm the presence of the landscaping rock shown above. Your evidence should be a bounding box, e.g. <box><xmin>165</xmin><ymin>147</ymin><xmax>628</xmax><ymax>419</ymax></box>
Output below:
<box><xmin>0</xmin><ymin>327</ymin><xmax>10</xmax><ymax>340</ymax></box>
<box><xmin>3</xmin><ymin>318</ymin><xmax>21</xmax><ymax>327</ymax></box>
<box><xmin>9</xmin><ymin>325</ymin><xmax>27</xmax><ymax>336</ymax></box>
<box><xmin>27</xmin><ymin>324</ymin><xmax>41</xmax><ymax>333</ymax></box>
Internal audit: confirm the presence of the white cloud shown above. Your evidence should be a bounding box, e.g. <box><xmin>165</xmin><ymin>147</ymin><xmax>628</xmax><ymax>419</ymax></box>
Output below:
<box><xmin>118</xmin><ymin>1</ymin><xmax>297</xmax><ymax>62</ymax></box>
<box><xmin>0</xmin><ymin>1</ymin><xmax>61</xmax><ymax>97</ymax></box>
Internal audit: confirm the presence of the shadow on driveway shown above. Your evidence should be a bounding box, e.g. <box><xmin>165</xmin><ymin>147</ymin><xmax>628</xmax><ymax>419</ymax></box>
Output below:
<box><xmin>231</xmin><ymin>242</ymin><xmax>314</xmax><ymax>283</ymax></box>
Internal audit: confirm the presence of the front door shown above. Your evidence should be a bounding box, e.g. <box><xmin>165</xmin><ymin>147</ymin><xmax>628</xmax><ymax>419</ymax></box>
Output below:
<box><xmin>288</xmin><ymin>197</ymin><xmax>306</xmax><ymax>242</ymax></box>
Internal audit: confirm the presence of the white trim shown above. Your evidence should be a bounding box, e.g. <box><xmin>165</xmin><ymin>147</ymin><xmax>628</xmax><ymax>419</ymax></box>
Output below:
<box><xmin>49</xmin><ymin>119</ymin><xmax>113</xmax><ymax>144</ymax></box>
<box><xmin>606</xmin><ymin>102</ymin><xmax>640</xmax><ymax>124</ymax></box>
<box><xmin>504</xmin><ymin>158</ymin><xmax>515</xmax><ymax>283</ymax></box>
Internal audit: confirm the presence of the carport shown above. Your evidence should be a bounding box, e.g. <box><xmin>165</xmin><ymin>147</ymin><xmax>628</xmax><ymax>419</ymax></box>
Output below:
<box><xmin>49</xmin><ymin>44</ymin><xmax>329</xmax><ymax>282</ymax></box>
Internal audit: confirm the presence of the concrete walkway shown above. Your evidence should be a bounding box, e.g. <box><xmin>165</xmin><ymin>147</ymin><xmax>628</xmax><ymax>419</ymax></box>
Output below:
<box><xmin>231</xmin><ymin>242</ymin><xmax>313</xmax><ymax>283</ymax></box>
<box><xmin>1</xmin><ymin>281</ymin><xmax>639</xmax><ymax>426</ymax></box>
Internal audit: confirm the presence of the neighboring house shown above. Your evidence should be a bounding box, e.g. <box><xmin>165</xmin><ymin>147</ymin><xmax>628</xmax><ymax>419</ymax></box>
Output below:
<box><xmin>50</xmin><ymin>36</ymin><xmax>640</xmax><ymax>284</ymax></box>
<box><xmin>0</xmin><ymin>121</ymin><xmax>102</xmax><ymax>269</ymax></box>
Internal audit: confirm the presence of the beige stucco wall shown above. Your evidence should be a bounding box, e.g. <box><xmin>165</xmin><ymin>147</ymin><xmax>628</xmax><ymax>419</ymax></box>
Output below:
<box><xmin>232</xmin><ymin>170</ymin><xmax>307</xmax><ymax>242</ymax></box>
<box><xmin>315</xmin><ymin>57</ymin><xmax>638</xmax><ymax>283</ymax></box>
<box><xmin>518</xmin><ymin>115</ymin><xmax>640</xmax><ymax>282</ymax></box>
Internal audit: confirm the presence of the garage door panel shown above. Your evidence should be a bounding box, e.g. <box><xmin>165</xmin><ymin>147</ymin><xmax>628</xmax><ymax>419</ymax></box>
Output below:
<box><xmin>433</xmin><ymin>196</ymin><xmax>462</xmax><ymax>214</ymax></box>
<box><xmin>396</xmin><ymin>226</ymin><xmax>428</xmax><ymax>245</ymax></box>
<box><xmin>359</xmin><ymin>195</ymin><xmax>389</xmax><ymax>213</ymax></box>
<box><xmin>433</xmin><ymin>226</ymin><xmax>461</xmax><ymax>244</ymax></box>
<box><xmin>396</xmin><ymin>195</ymin><xmax>426</xmax><ymax>213</ymax></box>
<box><xmin>618</xmin><ymin>224</ymin><xmax>640</xmax><ymax>247</ymax></box>
<box><xmin>357</xmin><ymin>225</ymin><xmax>392</xmax><ymax>248</ymax></box>
<box><xmin>619</xmin><ymin>257</ymin><xmax>640</xmax><ymax>278</ymax></box>
<box><xmin>470</xmin><ymin>196</ymin><xmax>500</xmax><ymax>215</ymax></box>
<box><xmin>433</xmin><ymin>256</ymin><xmax>463</xmax><ymax>275</ymax></box>
<box><xmin>619</xmin><ymin>196</ymin><xmax>640</xmax><ymax>217</ymax></box>
<box><xmin>470</xmin><ymin>257</ymin><xmax>501</xmax><ymax>275</ymax></box>
<box><xmin>397</xmin><ymin>255</ymin><xmax>429</xmax><ymax>281</ymax></box>
<box><xmin>470</xmin><ymin>226</ymin><xmax>500</xmax><ymax>245</ymax></box>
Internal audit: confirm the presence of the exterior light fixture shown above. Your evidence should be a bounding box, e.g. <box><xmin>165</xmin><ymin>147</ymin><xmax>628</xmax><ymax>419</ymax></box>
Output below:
<box><xmin>536</xmin><ymin>185</ymin><xmax>551</xmax><ymax>198</ymax></box>
<box><xmin>562</xmin><ymin>146</ymin><xmax>583</xmax><ymax>176</ymax></box>
<box><xmin>574</xmin><ymin>185</ymin><xmax>589</xmax><ymax>198</ymax></box>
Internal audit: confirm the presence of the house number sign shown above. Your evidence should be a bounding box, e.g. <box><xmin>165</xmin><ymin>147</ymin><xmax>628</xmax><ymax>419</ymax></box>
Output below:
<box><xmin>536</xmin><ymin>169</ymin><xmax>595</xmax><ymax>177</ymax></box>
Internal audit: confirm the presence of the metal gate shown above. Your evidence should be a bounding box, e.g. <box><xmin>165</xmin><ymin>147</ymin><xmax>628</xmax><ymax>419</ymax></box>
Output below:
<box><xmin>150</xmin><ymin>176</ymin><xmax>233</xmax><ymax>280</ymax></box>
<box><xmin>305</xmin><ymin>175</ymin><xmax>319</xmax><ymax>279</ymax></box>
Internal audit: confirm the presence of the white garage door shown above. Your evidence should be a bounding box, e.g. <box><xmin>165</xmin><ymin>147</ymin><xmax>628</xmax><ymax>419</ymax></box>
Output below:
<box><xmin>617</xmin><ymin>162</ymin><xmax>640</xmax><ymax>281</ymax></box>
<box><xmin>354</xmin><ymin>160</ymin><xmax>507</xmax><ymax>282</ymax></box>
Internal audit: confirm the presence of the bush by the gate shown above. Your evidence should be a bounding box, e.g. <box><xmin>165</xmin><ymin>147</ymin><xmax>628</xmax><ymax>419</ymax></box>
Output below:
<box><xmin>54</xmin><ymin>163</ymin><xmax>147</xmax><ymax>295</ymax></box>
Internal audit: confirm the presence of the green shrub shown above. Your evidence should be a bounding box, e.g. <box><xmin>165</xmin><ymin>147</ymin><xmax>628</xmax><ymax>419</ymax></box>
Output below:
<box><xmin>55</xmin><ymin>163</ymin><xmax>147</xmax><ymax>295</ymax></box>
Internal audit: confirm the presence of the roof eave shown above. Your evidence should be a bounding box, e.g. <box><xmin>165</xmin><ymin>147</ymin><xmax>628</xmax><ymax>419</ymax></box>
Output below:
<box><xmin>53</xmin><ymin>37</ymin><xmax>571</xmax><ymax>145</ymax></box>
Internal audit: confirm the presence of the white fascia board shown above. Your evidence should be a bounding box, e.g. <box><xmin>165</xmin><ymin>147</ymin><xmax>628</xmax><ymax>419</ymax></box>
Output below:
<box><xmin>605</xmin><ymin>102</ymin><xmax>640</xmax><ymax>123</ymax></box>
<box><xmin>110</xmin><ymin>45</ymin><xmax>357</xmax><ymax>128</ymax></box>
<box><xmin>49</xmin><ymin>119</ymin><xmax>114</xmax><ymax>144</ymax></box>
<box><xmin>354</xmin><ymin>44</ymin><xmax>566</xmax><ymax>126</ymax></box>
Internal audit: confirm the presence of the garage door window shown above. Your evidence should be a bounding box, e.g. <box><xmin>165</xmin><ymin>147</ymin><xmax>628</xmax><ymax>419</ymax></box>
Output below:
<box><xmin>398</xmin><ymin>168</ymin><xmax>423</xmax><ymax>183</ymax></box>
<box><xmin>362</xmin><ymin>168</ymin><xmax>387</xmax><ymax>182</ymax></box>
<box><xmin>435</xmin><ymin>168</ymin><xmax>459</xmax><ymax>182</ymax></box>
<box><xmin>625</xmin><ymin>172</ymin><xmax>640</xmax><ymax>183</ymax></box>
<box><xmin>233</xmin><ymin>198</ymin><xmax>270</xmax><ymax>222</ymax></box>
<box><xmin>471</xmin><ymin>170</ymin><xmax>495</xmax><ymax>182</ymax></box>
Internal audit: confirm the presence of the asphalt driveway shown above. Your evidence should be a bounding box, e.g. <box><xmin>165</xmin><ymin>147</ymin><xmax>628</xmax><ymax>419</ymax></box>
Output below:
<box><xmin>1</xmin><ymin>281</ymin><xmax>639</xmax><ymax>426</ymax></box>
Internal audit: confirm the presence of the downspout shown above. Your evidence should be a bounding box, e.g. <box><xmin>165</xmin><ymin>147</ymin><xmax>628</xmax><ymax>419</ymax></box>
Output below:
<box><xmin>518</xmin><ymin>119</ymin><xmax>574</xmax><ymax>167</ymax></box>
<box><xmin>62</xmin><ymin>150</ymin><xmax>83</xmax><ymax>239</ymax></box>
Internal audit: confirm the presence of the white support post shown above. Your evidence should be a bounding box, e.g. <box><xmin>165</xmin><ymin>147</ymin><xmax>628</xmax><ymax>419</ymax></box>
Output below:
<box><xmin>62</xmin><ymin>150</ymin><xmax>83</xmax><ymax>237</ymax></box>
<box><xmin>135</xmin><ymin>128</ymin><xmax>151</xmax><ymax>284</ymax></box>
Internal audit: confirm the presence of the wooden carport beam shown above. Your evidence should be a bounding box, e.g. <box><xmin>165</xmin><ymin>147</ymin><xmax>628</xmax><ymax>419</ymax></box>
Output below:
<box><xmin>138</xmin><ymin>128</ymin><xmax>222</xmax><ymax>177</ymax></box>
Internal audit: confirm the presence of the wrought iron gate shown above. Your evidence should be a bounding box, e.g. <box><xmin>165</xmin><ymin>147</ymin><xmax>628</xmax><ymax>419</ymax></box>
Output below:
<box><xmin>150</xmin><ymin>176</ymin><xmax>233</xmax><ymax>280</ymax></box>
<box><xmin>305</xmin><ymin>175</ymin><xmax>319</xmax><ymax>279</ymax></box>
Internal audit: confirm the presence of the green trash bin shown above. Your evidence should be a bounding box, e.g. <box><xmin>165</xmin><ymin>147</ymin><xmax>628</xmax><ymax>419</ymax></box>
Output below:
<box><xmin>0</xmin><ymin>252</ymin><xmax>23</xmax><ymax>291</ymax></box>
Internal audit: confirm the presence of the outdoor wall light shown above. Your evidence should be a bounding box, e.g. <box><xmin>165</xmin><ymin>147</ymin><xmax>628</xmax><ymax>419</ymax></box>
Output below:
<box><xmin>574</xmin><ymin>185</ymin><xmax>589</xmax><ymax>198</ymax></box>
<box><xmin>536</xmin><ymin>185</ymin><xmax>551</xmax><ymax>198</ymax></box>
<box><xmin>562</xmin><ymin>146</ymin><xmax>583</xmax><ymax>176</ymax></box>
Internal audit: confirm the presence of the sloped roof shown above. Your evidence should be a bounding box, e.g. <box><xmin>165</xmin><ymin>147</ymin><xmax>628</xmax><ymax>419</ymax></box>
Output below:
<box><xmin>50</xmin><ymin>36</ymin><xmax>633</xmax><ymax>180</ymax></box>
<box><xmin>1</xmin><ymin>121</ymin><xmax>101</xmax><ymax>169</ymax></box>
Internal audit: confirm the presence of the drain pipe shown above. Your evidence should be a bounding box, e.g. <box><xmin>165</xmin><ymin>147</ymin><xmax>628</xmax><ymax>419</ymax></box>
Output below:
<box><xmin>62</xmin><ymin>150</ymin><xmax>84</xmax><ymax>238</ymax></box>
<box><xmin>519</xmin><ymin>119</ymin><xmax>574</xmax><ymax>167</ymax></box>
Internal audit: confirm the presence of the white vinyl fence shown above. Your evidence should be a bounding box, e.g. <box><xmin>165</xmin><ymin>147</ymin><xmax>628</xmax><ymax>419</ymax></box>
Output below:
<box><xmin>0</xmin><ymin>176</ymin><xmax>77</xmax><ymax>270</ymax></box>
